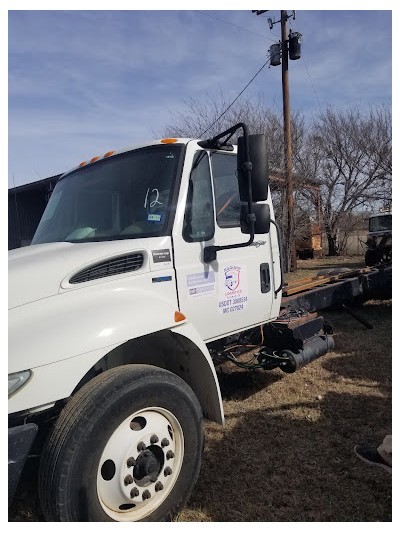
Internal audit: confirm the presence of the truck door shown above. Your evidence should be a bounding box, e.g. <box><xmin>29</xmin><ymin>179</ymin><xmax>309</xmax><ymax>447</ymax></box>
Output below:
<box><xmin>172</xmin><ymin>141</ymin><xmax>275</xmax><ymax>342</ymax></box>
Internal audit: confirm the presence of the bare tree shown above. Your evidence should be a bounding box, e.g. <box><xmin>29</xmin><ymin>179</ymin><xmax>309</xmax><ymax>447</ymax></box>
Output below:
<box><xmin>306</xmin><ymin>105</ymin><xmax>392</xmax><ymax>255</ymax></box>
<box><xmin>162</xmin><ymin>97</ymin><xmax>391</xmax><ymax>259</ymax></box>
<box><xmin>161</xmin><ymin>93</ymin><xmax>311</xmax><ymax>270</ymax></box>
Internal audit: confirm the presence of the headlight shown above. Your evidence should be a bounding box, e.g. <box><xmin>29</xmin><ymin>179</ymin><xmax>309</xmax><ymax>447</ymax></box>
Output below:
<box><xmin>8</xmin><ymin>370</ymin><xmax>31</xmax><ymax>397</ymax></box>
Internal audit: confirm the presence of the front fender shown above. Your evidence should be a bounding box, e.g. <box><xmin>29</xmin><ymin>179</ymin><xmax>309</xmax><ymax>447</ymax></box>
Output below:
<box><xmin>9</xmin><ymin>272</ymin><xmax>179</xmax><ymax>373</ymax></box>
<box><xmin>9</xmin><ymin>272</ymin><xmax>225</xmax><ymax>425</ymax></box>
<box><xmin>9</xmin><ymin>307</ymin><xmax>225</xmax><ymax>425</ymax></box>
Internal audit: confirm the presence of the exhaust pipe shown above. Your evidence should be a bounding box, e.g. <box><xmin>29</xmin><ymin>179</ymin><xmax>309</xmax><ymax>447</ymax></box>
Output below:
<box><xmin>279</xmin><ymin>335</ymin><xmax>334</xmax><ymax>374</ymax></box>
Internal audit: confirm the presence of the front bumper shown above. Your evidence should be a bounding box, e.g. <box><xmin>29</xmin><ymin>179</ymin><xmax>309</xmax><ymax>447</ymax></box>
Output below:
<box><xmin>8</xmin><ymin>423</ymin><xmax>38</xmax><ymax>506</ymax></box>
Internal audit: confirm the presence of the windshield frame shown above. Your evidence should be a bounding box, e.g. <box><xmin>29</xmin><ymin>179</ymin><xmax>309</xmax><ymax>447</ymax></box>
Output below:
<box><xmin>32</xmin><ymin>143</ymin><xmax>187</xmax><ymax>244</ymax></box>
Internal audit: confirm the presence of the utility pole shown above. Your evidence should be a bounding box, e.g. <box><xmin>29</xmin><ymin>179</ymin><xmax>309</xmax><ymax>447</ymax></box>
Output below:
<box><xmin>280</xmin><ymin>10</ymin><xmax>297</xmax><ymax>272</ymax></box>
<box><xmin>254</xmin><ymin>10</ymin><xmax>301</xmax><ymax>272</ymax></box>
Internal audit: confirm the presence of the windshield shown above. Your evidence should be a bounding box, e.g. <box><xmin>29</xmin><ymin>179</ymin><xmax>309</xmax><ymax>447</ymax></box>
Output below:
<box><xmin>32</xmin><ymin>145</ymin><xmax>183</xmax><ymax>244</ymax></box>
<box><xmin>369</xmin><ymin>214</ymin><xmax>391</xmax><ymax>232</ymax></box>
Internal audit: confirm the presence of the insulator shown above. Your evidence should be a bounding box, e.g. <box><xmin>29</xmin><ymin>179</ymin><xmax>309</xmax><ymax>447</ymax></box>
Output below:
<box><xmin>269</xmin><ymin>43</ymin><xmax>281</xmax><ymax>66</ymax></box>
<box><xmin>289</xmin><ymin>32</ymin><xmax>302</xmax><ymax>60</ymax></box>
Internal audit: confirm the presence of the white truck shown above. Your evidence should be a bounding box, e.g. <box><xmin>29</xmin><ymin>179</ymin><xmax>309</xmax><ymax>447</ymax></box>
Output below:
<box><xmin>8</xmin><ymin>124</ymin><xmax>333</xmax><ymax>521</ymax></box>
<box><xmin>365</xmin><ymin>211</ymin><xmax>392</xmax><ymax>266</ymax></box>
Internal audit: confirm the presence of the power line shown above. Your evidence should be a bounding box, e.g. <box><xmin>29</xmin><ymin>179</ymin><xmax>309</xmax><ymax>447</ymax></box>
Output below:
<box><xmin>303</xmin><ymin>58</ymin><xmax>323</xmax><ymax>113</ymax></box>
<box><xmin>287</xmin><ymin>15</ymin><xmax>323</xmax><ymax>114</ymax></box>
<box><xmin>198</xmin><ymin>11</ymin><xmax>277</xmax><ymax>43</ymax></box>
<box><xmin>201</xmin><ymin>56</ymin><xmax>271</xmax><ymax>137</ymax></box>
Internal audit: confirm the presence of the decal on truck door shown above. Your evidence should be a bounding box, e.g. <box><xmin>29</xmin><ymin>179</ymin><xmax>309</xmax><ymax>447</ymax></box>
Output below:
<box><xmin>186</xmin><ymin>272</ymin><xmax>216</xmax><ymax>298</ymax></box>
<box><xmin>218</xmin><ymin>265</ymin><xmax>248</xmax><ymax>314</ymax></box>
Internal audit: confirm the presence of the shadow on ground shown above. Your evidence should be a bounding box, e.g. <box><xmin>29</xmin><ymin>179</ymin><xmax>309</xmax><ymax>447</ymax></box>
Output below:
<box><xmin>184</xmin><ymin>391</ymin><xmax>391</xmax><ymax>522</ymax></box>
<box><xmin>181</xmin><ymin>299</ymin><xmax>391</xmax><ymax>522</ymax></box>
<box><xmin>216</xmin><ymin>367</ymin><xmax>284</xmax><ymax>401</ymax></box>
<box><xmin>322</xmin><ymin>301</ymin><xmax>391</xmax><ymax>390</ymax></box>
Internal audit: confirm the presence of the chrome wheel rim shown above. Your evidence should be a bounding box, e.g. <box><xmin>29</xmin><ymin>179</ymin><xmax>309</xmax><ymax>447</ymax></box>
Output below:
<box><xmin>97</xmin><ymin>407</ymin><xmax>184</xmax><ymax>521</ymax></box>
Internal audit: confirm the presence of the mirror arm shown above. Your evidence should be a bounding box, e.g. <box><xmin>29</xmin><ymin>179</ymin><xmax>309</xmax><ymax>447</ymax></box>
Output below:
<box><xmin>202</xmin><ymin>122</ymin><xmax>247</xmax><ymax>147</ymax></box>
<box><xmin>203</xmin><ymin>235</ymin><xmax>255</xmax><ymax>263</ymax></box>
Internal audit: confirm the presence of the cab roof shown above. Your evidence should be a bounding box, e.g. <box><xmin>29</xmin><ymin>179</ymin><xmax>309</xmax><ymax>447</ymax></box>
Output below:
<box><xmin>61</xmin><ymin>137</ymin><xmax>236</xmax><ymax>179</ymax></box>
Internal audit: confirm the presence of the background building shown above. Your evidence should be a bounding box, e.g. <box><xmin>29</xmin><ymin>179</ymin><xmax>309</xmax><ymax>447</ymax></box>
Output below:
<box><xmin>8</xmin><ymin>175</ymin><xmax>61</xmax><ymax>250</ymax></box>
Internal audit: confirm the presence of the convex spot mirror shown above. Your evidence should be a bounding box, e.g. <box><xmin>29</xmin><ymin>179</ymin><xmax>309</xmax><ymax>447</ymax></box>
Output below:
<box><xmin>237</xmin><ymin>134</ymin><xmax>269</xmax><ymax>202</ymax></box>
<box><xmin>240</xmin><ymin>203</ymin><xmax>271</xmax><ymax>234</ymax></box>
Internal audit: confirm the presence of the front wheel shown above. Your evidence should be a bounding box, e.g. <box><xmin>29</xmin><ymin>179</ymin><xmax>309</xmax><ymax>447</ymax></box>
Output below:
<box><xmin>39</xmin><ymin>364</ymin><xmax>204</xmax><ymax>522</ymax></box>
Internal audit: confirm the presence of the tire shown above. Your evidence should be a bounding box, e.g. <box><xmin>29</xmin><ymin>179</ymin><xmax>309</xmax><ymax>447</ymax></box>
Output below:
<box><xmin>38</xmin><ymin>364</ymin><xmax>204</xmax><ymax>522</ymax></box>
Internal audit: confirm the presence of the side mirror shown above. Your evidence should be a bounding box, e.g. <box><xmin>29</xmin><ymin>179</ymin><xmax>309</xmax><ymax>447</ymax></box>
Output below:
<box><xmin>240</xmin><ymin>203</ymin><xmax>270</xmax><ymax>234</ymax></box>
<box><xmin>237</xmin><ymin>134</ymin><xmax>269</xmax><ymax>202</ymax></box>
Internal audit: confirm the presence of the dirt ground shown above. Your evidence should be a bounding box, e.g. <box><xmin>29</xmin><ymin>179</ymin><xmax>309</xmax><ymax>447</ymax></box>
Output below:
<box><xmin>177</xmin><ymin>298</ymin><xmax>392</xmax><ymax>522</ymax></box>
<box><xmin>9</xmin><ymin>256</ymin><xmax>392</xmax><ymax>522</ymax></box>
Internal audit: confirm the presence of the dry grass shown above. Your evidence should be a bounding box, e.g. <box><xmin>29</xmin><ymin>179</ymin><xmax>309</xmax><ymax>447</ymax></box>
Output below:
<box><xmin>9</xmin><ymin>256</ymin><xmax>391</xmax><ymax>522</ymax></box>
<box><xmin>285</xmin><ymin>255</ymin><xmax>366</xmax><ymax>284</ymax></box>
<box><xmin>178</xmin><ymin>297</ymin><xmax>392</xmax><ymax>522</ymax></box>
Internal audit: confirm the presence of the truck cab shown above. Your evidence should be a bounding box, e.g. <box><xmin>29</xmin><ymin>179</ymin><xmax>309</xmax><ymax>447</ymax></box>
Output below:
<box><xmin>9</xmin><ymin>125</ymin><xmax>284</xmax><ymax>521</ymax></box>
<box><xmin>365</xmin><ymin>211</ymin><xmax>392</xmax><ymax>266</ymax></box>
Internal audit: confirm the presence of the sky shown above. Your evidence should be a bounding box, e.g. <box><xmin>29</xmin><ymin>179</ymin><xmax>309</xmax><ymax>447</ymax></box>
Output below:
<box><xmin>8</xmin><ymin>5</ymin><xmax>393</xmax><ymax>188</ymax></box>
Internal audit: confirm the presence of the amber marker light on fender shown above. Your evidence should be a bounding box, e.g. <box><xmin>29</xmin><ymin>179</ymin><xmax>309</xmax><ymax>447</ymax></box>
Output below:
<box><xmin>174</xmin><ymin>311</ymin><xmax>186</xmax><ymax>323</ymax></box>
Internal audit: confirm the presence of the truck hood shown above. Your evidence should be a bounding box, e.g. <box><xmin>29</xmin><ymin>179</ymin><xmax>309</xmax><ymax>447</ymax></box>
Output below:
<box><xmin>8</xmin><ymin>238</ymin><xmax>172</xmax><ymax>309</ymax></box>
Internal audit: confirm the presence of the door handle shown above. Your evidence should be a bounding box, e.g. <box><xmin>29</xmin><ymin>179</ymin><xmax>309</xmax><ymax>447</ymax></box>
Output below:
<box><xmin>260</xmin><ymin>263</ymin><xmax>271</xmax><ymax>293</ymax></box>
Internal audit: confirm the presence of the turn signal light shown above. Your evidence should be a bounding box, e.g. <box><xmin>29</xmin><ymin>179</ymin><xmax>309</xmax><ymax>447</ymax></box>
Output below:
<box><xmin>90</xmin><ymin>156</ymin><xmax>100</xmax><ymax>163</ymax></box>
<box><xmin>79</xmin><ymin>161</ymin><xmax>87</xmax><ymax>167</ymax></box>
<box><xmin>104</xmin><ymin>151</ymin><xmax>115</xmax><ymax>157</ymax></box>
<box><xmin>161</xmin><ymin>139</ymin><xmax>178</xmax><ymax>144</ymax></box>
<box><xmin>174</xmin><ymin>311</ymin><xmax>186</xmax><ymax>323</ymax></box>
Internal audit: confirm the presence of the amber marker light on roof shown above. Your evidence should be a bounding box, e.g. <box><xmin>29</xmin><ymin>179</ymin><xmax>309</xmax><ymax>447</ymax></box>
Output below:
<box><xmin>90</xmin><ymin>156</ymin><xmax>100</xmax><ymax>163</ymax></box>
<box><xmin>79</xmin><ymin>161</ymin><xmax>87</xmax><ymax>167</ymax></box>
<box><xmin>174</xmin><ymin>311</ymin><xmax>186</xmax><ymax>323</ymax></box>
<box><xmin>104</xmin><ymin>151</ymin><xmax>115</xmax><ymax>157</ymax></box>
<box><xmin>161</xmin><ymin>139</ymin><xmax>178</xmax><ymax>144</ymax></box>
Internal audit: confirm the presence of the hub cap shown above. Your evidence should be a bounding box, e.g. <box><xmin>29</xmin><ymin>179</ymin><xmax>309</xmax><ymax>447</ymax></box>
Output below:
<box><xmin>97</xmin><ymin>407</ymin><xmax>184</xmax><ymax>521</ymax></box>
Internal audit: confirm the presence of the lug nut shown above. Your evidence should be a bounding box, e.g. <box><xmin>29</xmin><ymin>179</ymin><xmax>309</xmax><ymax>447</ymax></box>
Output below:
<box><xmin>137</xmin><ymin>441</ymin><xmax>146</xmax><ymax>452</ymax></box>
<box><xmin>155</xmin><ymin>481</ymin><xmax>164</xmax><ymax>492</ymax></box>
<box><xmin>150</xmin><ymin>475</ymin><xmax>157</xmax><ymax>483</ymax></box>
<box><xmin>130</xmin><ymin>487</ymin><xmax>139</xmax><ymax>498</ymax></box>
<box><xmin>127</xmin><ymin>457</ymin><xmax>136</xmax><ymax>467</ymax></box>
<box><xmin>150</xmin><ymin>434</ymin><xmax>159</xmax><ymax>444</ymax></box>
<box><xmin>161</xmin><ymin>438</ymin><xmax>169</xmax><ymax>448</ymax></box>
<box><xmin>166</xmin><ymin>450</ymin><xmax>175</xmax><ymax>460</ymax></box>
<box><xmin>164</xmin><ymin>466</ymin><xmax>172</xmax><ymax>476</ymax></box>
<box><xmin>124</xmin><ymin>475</ymin><xmax>134</xmax><ymax>486</ymax></box>
<box><xmin>142</xmin><ymin>490</ymin><xmax>151</xmax><ymax>500</ymax></box>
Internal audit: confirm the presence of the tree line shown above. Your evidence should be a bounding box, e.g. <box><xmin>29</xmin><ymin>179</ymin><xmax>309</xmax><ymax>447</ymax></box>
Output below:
<box><xmin>161</xmin><ymin>94</ymin><xmax>391</xmax><ymax>260</ymax></box>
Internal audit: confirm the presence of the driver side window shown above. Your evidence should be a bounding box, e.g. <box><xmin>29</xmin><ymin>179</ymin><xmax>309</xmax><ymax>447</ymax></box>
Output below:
<box><xmin>211</xmin><ymin>152</ymin><xmax>241</xmax><ymax>228</ymax></box>
<box><xmin>183</xmin><ymin>152</ymin><xmax>215</xmax><ymax>242</ymax></box>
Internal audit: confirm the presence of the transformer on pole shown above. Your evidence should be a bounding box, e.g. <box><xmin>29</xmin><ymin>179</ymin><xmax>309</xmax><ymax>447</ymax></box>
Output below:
<box><xmin>269</xmin><ymin>43</ymin><xmax>281</xmax><ymax>66</ymax></box>
<box><xmin>289</xmin><ymin>31</ymin><xmax>302</xmax><ymax>60</ymax></box>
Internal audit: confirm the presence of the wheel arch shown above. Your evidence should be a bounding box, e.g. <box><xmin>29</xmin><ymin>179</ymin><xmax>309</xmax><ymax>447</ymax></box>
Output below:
<box><xmin>72</xmin><ymin>327</ymin><xmax>224</xmax><ymax>426</ymax></box>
